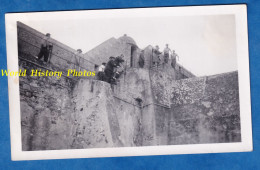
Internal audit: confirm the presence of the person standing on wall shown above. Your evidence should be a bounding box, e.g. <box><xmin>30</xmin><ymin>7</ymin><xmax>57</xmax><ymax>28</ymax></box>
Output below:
<box><xmin>37</xmin><ymin>33</ymin><xmax>53</xmax><ymax>63</ymax></box>
<box><xmin>97</xmin><ymin>62</ymin><xmax>106</xmax><ymax>81</ymax></box>
<box><xmin>75</xmin><ymin>49</ymin><xmax>82</xmax><ymax>71</ymax></box>
<box><xmin>171</xmin><ymin>50</ymin><xmax>179</xmax><ymax>69</ymax></box>
<box><xmin>163</xmin><ymin>44</ymin><xmax>171</xmax><ymax>64</ymax></box>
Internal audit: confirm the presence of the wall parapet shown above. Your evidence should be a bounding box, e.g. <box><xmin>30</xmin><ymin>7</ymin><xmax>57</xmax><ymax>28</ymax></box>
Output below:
<box><xmin>17</xmin><ymin>21</ymin><xmax>97</xmax><ymax>73</ymax></box>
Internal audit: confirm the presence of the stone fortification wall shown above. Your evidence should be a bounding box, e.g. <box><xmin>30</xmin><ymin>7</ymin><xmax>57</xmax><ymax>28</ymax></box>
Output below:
<box><xmin>71</xmin><ymin>73</ymin><xmax>151</xmax><ymax>148</ymax></box>
<box><xmin>168</xmin><ymin>71</ymin><xmax>241</xmax><ymax>144</ymax></box>
<box><xmin>150</xmin><ymin>71</ymin><xmax>241</xmax><ymax>145</ymax></box>
<box><xmin>20</xmin><ymin>59</ymin><xmax>240</xmax><ymax>150</ymax></box>
<box><xmin>70</xmin><ymin>80</ymin><xmax>116</xmax><ymax>148</ymax></box>
<box><xmin>17</xmin><ymin>22</ymin><xmax>95</xmax><ymax>72</ymax></box>
<box><xmin>19</xmin><ymin>59</ymin><xmax>76</xmax><ymax>151</ymax></box>
<box><xmin>18</xmin><ymin>22</ymin><xmax>240</xmax><ymax>151</ymax></box>
<box><xmin>18</xmin><ymin>22</ymin><xmax>97</xmax><ymax>151</ymax></box>
<box><xmin>113</xmin><ymin>68</ymin><xmax>156</xmax><ymax>146</ymax></box>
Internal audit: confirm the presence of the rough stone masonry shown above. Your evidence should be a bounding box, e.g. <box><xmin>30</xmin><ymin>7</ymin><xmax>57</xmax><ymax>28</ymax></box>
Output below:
<box><xmin>18</xmin><ymin>22</ymin><xmax>241</xmax><ymax>151</ymax></box>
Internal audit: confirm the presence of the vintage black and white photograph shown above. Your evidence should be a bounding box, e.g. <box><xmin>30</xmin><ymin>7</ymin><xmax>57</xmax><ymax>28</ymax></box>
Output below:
<box><xmin>5</xmin><ymin>5</ymin><xmax>252</xmax><ymax>160</ymax></box>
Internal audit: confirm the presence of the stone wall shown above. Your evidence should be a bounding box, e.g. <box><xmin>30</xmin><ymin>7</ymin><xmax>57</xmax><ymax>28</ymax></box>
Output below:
<box><xmin>150</xmin><ymin>64</ymin><xmax>176</xmax><ymax>106</ymax></box>
<box><xmin>20</xmin><ymin>59</ymin><xmax>241</xmax><ymax>150</ymax></box>
<box><xmin>169</xmin><ymin>71</ymin><xmax>241</xmax><ymax>144</ymax></box>
<box><xmin>19</xmin><ymin>50</ymin><xmax>241</xmax><ymax>150</ymax></box>
<box><xmin>149</xmin><ymin>71</ymin><xmax>241</xmax><ymax>145</ymax></box>
<box><xmin>175</xmin><ymin>63</ymin><xmax>195</xmax><ymax>79</ymax></box>
<box><xmin>19</xmin><ymin>59</ymin><xmax>76</xmax><ymax>151</ymax></box>
<box><xmin>18</xmin><ymin>22</ymin><xmax>241</xmax><ymax>151</ymax></box>
<box><xmin>70</xmin><ymin>80</ymin><xmax>116</xmax><ymax>148</ymax></box>
<box><xmin>113</xmin><ymin>68</ymin><xmax>156</xmax><ymax>146</ymax></box>
<box><xmin>20</xmin><ymin>67</ymin><xmax>153</xmax><ymax>150</ymax></box>
<box><xmin>68</xmin><ymin>68</ymin><xmax>154</xmax><ymax>148</ymax></box>
<box><xmin>18</xmin><ymin>22</ymin><xmax>97</xmax><ymax>151</ymax></box>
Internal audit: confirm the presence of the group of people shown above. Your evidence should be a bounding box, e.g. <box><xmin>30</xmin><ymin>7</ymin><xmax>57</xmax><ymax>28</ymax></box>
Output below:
<box><xmin>97</xmin><ymin>54</ymin><xmax>125</xmax><ymax>85</ymax></box>
<box><xmin>37</xmin><ymin>33</ymin><xmax>125</xmax><ymax>85</ymax></box>
<box><xmin>37</xmin><ymin>33</ymin><xmax>178</xmax><ymax>85</ymax></box>
<box><xmin>152</xmin><ymin>44</ymin><xmax>179</xmax><ymax>68</ymax></box>
<box><xmin>96</xmin><ymin>44</ymin><xmax>179</xmax><ymax>85</ymax></box>
<box><xmin>37</xmin><ymin>33</ymin><xmax>83</xmax><ymax>68</ymax></box>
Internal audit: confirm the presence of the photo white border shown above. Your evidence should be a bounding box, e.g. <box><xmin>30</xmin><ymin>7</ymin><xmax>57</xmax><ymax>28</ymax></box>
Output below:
<box><xmin>5</xmin><ymin>4</ymin><xmax>252</xmax><ymax>161</ymax></box>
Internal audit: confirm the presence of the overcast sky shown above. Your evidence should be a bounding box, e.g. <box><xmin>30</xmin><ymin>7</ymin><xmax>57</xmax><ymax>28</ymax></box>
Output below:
<box><xmin>21</xmin><ymin>14</ymin><xmax>237</xmax><ymax>76</ymax></box>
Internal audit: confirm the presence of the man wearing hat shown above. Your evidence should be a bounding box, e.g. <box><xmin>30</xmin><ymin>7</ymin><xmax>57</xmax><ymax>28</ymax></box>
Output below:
<box><xmin>74</xmin><ymin>49</ymin><xmax>83</xmax><ymax>71</ymax></box>
<box><xmin>37</xmin><ymin>33</ymin><xmax>53</xmax><ymax>63</ymax></box>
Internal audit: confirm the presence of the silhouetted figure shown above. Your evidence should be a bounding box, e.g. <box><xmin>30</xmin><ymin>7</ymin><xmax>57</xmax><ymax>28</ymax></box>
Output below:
<box><xmin>171</xmin><ymin>50</ymin><xmax>179</xmax><ymax>69</ymax></box>
<box><xmin>37</xmin><ymin>33</ymin><xmax>52</xmax><ymax>63</ymax></box>
<box><xmin>75</xmin><ymin>49</ymin><xmax>82</xmax><ymax>71</ymax></box>
<box><xmin>163</xmin><ymin>44</ymin><xmax>171</xmax><ymax>64</ymax></box>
